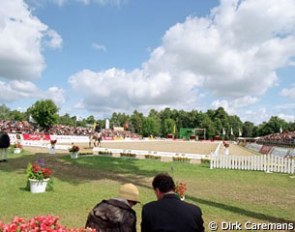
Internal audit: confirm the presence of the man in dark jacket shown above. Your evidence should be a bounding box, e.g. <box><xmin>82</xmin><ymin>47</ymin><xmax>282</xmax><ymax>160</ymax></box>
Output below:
<box><xmin>85</xmin><ymin>183</ymin><xmax>140</xmax><ymax>232</ymax></box>
<box><xmin>0</xmin><ymin>129</ymin><xmax>10</xmax><ymax>162</ymax></box>
<box><xmin>141</xmin><ymin>173</ymin><xmax>204</xmax><ymax>232</ymax></box>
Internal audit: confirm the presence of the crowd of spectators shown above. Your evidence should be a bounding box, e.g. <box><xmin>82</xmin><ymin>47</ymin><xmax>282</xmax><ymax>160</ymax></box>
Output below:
<box><xmin>0</xmin><ymin>120</ymin><xmax>141</xmax><ymax>139</ymax></box>
<box><xmin>257</xmin><ymin>131</ymin><xmax>295</xmax><ymax>147</ymax></box>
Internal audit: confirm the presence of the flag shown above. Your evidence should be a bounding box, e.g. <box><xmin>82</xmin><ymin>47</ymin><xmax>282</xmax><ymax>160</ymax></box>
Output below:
<box><xmin>280</xmin><ymin>127</ymin><xmax>283</xmax><ymax>133</ymax></box>
<box><xmin>222</xmin><ymin>128</ymin><xmax>226</xmax><ymax>135</ymax></box>
<box><xmin>230</xmin><ymin>127</ymin><xmax>233</xmax><ymax>135</ymax></box>
<box><xmin>239</xmin><ymin>128</ymin><xmax>242</xmax><ymax>137</ymax></box>
<box><xmin>173</xmin><ymin>125</ymin><xmax>176</xmax><ymax>134</ymax></box>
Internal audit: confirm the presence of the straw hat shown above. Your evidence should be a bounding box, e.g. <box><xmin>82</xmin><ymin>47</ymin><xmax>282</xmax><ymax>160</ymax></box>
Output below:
<box><xmin>118</xmin><ymin>183</ymin><xmax>140</xmax><ymax>203</ymax></box>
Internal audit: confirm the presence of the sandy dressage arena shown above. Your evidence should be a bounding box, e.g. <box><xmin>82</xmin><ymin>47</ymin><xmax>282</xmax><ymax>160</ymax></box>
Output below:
<box><xmin>24</xmin><ymin>139</ymin><xmax>257</xmax><ymax>157</ymax></box>
<box><xmin>98</xmin><ymin>140</ymin><xmax>256</xmax><ymax>156</ymax></box>
<box><xmin>100</xmin><ymin>140</ymin><xmax>218</xmax><ymax>155</ymax></box>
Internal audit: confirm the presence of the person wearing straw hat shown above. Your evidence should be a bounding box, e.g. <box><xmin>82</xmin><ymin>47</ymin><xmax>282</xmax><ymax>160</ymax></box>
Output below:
<box><xmin>85</xmin><ymin>183</ymin><xmax>140</xmax><ymax>232</ymax></box>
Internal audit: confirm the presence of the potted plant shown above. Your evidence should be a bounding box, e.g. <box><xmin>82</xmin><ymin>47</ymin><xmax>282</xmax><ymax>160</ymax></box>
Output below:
<box><xmin>26</xmin><ymin>162</ymin><xmax>53</xmax><ymax>193</ymax></box>
<box><xmin>175</xmin><ymin>181</ymin><xmax>187</xmax><ymax>200</ymax></box>
<box><xmin>69</xmin><ymin>144</ymin><xmax>80</xmax><ymax>159</ymax></box>
<box><xmin>13</xmin><ymin>143</ymin><xmax>23</xmax><ymax>154</ymax></box>
<box><xmin>49</xmin><ymin>139</ymin><xmax>57</xmax><ymax>154</ymax></box>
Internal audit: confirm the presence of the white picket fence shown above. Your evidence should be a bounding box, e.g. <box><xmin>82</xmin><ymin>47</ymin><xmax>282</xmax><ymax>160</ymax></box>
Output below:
<box><xmin>210</xmin><ymin>154</ymin><xmax>295</xmax><ymax>174</ymax></box>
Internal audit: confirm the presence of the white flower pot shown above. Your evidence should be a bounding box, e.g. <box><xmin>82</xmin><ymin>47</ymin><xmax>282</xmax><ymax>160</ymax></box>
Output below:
<box><xmin>70</xmin><ymin>152</ymin><xmax>79</xmax><ymax>159</ymax></box>
<box><xmin>29</xmin><ymin>179</ymin><xmax>50</xmax><ymax>193</ymax></box>
<box><xmin>14</xmin><ymin>148</ymin><xmax>21</xmax><ymax>154</ymax></box>
<box><xmin>49</xmin><ymin>148</ymin><xmax>56</xmax><ymax>155</ymax></box>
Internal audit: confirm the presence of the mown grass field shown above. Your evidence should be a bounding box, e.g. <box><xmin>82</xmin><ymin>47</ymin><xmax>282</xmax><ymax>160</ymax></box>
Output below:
<box><xmin>0</xmin><ymin>149</ymin><xmax>294</xmax><ymax>231</ymax></box>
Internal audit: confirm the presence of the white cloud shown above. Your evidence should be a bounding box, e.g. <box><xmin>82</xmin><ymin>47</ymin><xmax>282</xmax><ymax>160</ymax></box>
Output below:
<box><xmin>211</xmin><ymin>96</ymin><xmax>258</xmax><ymax>115</ymax></box>
<box><xmin>69</xmin><ymin>0</ymin><xmax>295</xmax><ymax>116</ymax></box>
<box><xmin>278</xmin><ymin>113</ymin><xmax>295</xmax><ymax>122</ymax></box>
<box><xmin>0</xmin><ymin>80</ymin><xmax>39</xmax><ymax>102</ymax></box>
<box><xmin>45</xmin><ymin>87</ymin><xmax>66</xmax><ymax>107</ymax></box>
<box><xmin>50</xmin><ymin>0</ymin><xmax>125</xmax><ymax>6</ymax></box>
<box><xmin>242</xmin><ymin>108</ymin><xmax>270</xmax><ymax>125</ymax></box>
<box><xmin>280</xmin><ymin>84</ymin><xmax>295</xmax><ymax>98</ymax></box>
<box><xmin>0</xmin><ymin>0</ymin><xmax>62</xmax><ymax>81</ymax></box>
<box><xmin>92</xmin><ymin>43</ymin><xmax>107</xmax><ymax>52</ymax></box>
<box><xmin>0</xmin><ymin>80</ymin><xmax>66</xmax><ymax>109</ymax></box>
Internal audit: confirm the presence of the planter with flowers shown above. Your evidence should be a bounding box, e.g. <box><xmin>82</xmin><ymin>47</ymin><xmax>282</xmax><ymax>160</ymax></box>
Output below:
<box><xmin>49</xmin><ymin>139</ymin><xmax>57</xmax><ymax>154</ymax></box>
<box><xmin>175</xmin><ymin>181</ymin><xmax>187</xmax><ymax>201</ymax></box>
<box><xmin>69</xmin><ymin>145</ymin><xmax>80</xmax><ymax>159</ymax></box>
<box><xmin>26</xmin><ymin>162</ymin><xmax>53</xmax><ymax>193</ymax></box>
<box><xmin>0</xmin><ymin>215</ymin><xmax>95</xmax><ymax>232</ymax></box>
<box><xmin>13</xmin><ymin>143</ymin><xmax>23</xmax><ymax>154</ymax></box>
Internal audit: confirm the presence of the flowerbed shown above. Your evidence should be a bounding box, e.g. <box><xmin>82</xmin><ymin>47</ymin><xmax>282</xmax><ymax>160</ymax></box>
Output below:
<box><xmin>0</xmin><ymin>215</ymin><xmax>95</xmax><ymax>232</ymax></box>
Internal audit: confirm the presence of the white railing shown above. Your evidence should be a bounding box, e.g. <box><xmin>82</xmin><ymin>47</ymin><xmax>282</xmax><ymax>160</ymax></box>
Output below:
<box><xmin>93</xmin><ymin>147</ymin><xmax>208</xmax><ymax>160</ymax></box>
<box><xmin>210</xmin><ymin>154</ymin><xmax>295</xmax><ymax>174</ymax></box>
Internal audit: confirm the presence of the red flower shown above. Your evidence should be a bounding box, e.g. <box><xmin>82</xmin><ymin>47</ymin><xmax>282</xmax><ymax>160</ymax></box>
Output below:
<box><xmin>0</xmin><ymin>215</ymin><xmax>96</xmax><ymax>232</ymax></box>
<box><xmin>27</xmin><ymin>162</ymin><xmax>53</xmax><ymax>180</ymax></box>
<box><xmin>42</xmin><ymin>168</ymin><xmax>53</xmax><ymax>178</ymax></box>
<box><xmin>32</xmin><ymin>163</ymin><xmax>40</xmax><ymax>173</ymax></box>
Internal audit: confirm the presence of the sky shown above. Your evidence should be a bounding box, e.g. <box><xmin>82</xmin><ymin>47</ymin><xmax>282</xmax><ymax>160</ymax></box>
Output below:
<box><xmin>1</xmin><ymin>0</ymin><xmax>295</xmax><ymax>125</ymax></box>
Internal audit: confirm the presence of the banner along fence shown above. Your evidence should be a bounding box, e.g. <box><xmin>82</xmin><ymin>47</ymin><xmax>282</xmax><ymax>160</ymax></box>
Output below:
<box><xmin>210</xmin><ymin>154</ymin><xmax>295</xmax><ymax>174</ymax></box>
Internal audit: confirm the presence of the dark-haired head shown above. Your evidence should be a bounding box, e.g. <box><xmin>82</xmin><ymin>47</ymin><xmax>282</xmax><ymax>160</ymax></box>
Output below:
<box><xmin>152</xmin><ymin>173</ymin><xmax>175</xmax><ymax>193</ymax></box>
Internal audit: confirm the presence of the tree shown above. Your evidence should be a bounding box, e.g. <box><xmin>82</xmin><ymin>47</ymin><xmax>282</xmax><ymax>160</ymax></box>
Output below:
<box><xmin>59</xmin><ymin>113</ymin><xmax>75</xmax><ymax>126</ymax></box>
<box><xmin>0</xmin><ymin>104</ymin><xmax>10</xmax><ymax>120</ymax></box>
<box><xmin>257</xmin><ymin>116</ymin><xmax>288</xmax><ymax>136</ymax></box>
<box><xmin>130</xmin><ymin>111</ymin><xmax>144</xmax><ymax>134</ymax></box>
<box><xmin>162</xmin><ymin>118</ymin><xmax>176</xmax><ymax>137</ymax></box>
<box><xmin>142</xmin><ymin>116</ymin><xmax>160</xmax><ymax>137</ymax></box>
<box><xmin>242</xmin><ymin>121</ymin><xmax>255</xmax><ymax>137</ymax></box>
<box><xmin>85</xmin><ymin>115</ymin><xmax>95</xmax><ymax>125</ymax></box>
<box><xmin>199</xmin><ymin>114</ymin><xmax>215</xmax><ymax>139</ymax></box>
<box><xmin>9</xmin><ymin>110</ymin><xmax>26</xmax><ymax>121</ymax></box>
<box><xmin>27</xmin><ymin>100</ymin><xmax>59</xmax><ymax>130</ymax></box>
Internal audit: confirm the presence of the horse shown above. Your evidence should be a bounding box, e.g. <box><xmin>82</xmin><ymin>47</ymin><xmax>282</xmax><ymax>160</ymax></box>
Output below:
<box><xmin>89</xmin><ymin>132</ymin><xmax>102</xmax><ymax>147</ymax></box>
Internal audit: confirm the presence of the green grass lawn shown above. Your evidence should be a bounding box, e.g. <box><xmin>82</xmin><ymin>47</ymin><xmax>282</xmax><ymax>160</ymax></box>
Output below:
<box><xmin>0</xmin><ymin>150</ymin><xmax>294</xmax><ymax>231</ymax></box>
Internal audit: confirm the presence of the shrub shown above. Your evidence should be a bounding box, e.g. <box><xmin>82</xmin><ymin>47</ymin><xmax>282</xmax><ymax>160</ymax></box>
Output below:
<box><xmin>98</xmin><ymin>151</ymin><xmax>112</xmax><ymax>156</ymax></box>
<box><xmin>120</xmin><ymin>153</ymin><xmax>136</xmax><ymax>158</ymax></box>
<box><xmin>173</xmin><ymin>156</ymin><xmax>190</xmax><ymax>162</ymax></box>
<box><xmin>144</xmin><ymin>154</ymin><xmax>161</xmax><ymax>160</ymax></box>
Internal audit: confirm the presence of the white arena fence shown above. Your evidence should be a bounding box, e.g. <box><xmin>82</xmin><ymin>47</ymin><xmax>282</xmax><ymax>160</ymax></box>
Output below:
<box><xmin>93</xmin><ymin>146</ymin><xmax>208</xmax><ymax>160</ymax></box>
<box><xmin>210</xmin><ymin>154</ymin><xmax>295</xmax><ymax>174</ymax></box>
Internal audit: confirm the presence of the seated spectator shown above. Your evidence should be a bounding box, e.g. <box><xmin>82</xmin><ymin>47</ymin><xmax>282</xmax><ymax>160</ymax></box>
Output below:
<box><xmin>85</xmin><ymin>183</ymin><xmax>140</xmax><ymax>232</ymax></box>
<box><xmin>141</xmin><ymin>173</ymin><xmax>204</xmax><ymax>232</ymax></box>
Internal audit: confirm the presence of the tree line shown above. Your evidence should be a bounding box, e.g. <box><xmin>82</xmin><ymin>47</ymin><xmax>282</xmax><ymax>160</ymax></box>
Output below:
<box><xmin>1</xmin><ymin>100</ymin><xmax>294</xmax><ymax>139</ymax></box>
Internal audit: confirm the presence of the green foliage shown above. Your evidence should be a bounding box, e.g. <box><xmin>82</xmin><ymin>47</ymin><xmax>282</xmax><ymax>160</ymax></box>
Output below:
<box><xmin>27</xmin><ymin>99</ymin><xmax>59</xmax><ymax>129</ymax></box>
<box><xmin>0</xmin><ymin>104</ymin><xmax>10</xmax><ymax>120</ymax></box>
<box><xmin>162</xmin><ymin>118</ymin><xmax>176</xmax><ymax>137</ymax></box>
<box><xmin>129</xmin><ymin>110</ymin><xmax>144</xmax><ymax>134</ymax></box>
<box><xmin>142</xmin><ymin>116</ymin><xmax>160</xmax><ymax>137</ymax></box>
<box><xmin>58</xmin><ymin>113</ymin><xmax>75</xmax><ymax>126</ymax></box>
